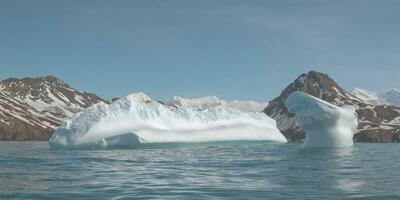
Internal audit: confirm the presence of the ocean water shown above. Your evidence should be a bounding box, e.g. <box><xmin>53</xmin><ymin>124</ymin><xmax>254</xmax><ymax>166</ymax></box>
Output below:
<box><xmin>0</xmin><ymin>141</ymin><xmax>399</xmax><ymax>200</ymax></box>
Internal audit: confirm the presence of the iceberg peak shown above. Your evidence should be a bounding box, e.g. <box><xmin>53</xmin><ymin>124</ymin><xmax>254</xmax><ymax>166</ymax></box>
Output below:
<box><xmin>126</xmin><ymin>92</ymin><xmax>152</xmax><ymax>103</ymax></box>
<box><xmin>285</xmin><ymin>91</ymin><xmax>357</xmax><ymax>148</ymax></box>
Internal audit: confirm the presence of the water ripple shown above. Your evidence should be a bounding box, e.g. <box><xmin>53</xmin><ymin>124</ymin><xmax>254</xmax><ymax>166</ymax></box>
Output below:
<box><xmin>0</xmin><ymin>141</ymin><xmax>399</xmax><ymax>199</ymax></box>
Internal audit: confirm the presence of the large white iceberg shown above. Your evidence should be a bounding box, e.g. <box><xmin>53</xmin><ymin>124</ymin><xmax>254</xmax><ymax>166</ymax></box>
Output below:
<box><xmin>285</xmin><ymin>91</ymin><xmax>357</xmax><ymax>148</ymax></box>
<box><xmin>49</xmin><ymin>93</ymin><xmax>286</xmax><ymax>148</ymax></box>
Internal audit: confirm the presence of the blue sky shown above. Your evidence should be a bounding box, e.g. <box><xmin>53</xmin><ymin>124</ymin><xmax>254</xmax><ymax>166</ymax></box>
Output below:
<box><xmin>0</xmin><ymin>0</ymin><xmax>399</xmax><ymax>101</ymax></box>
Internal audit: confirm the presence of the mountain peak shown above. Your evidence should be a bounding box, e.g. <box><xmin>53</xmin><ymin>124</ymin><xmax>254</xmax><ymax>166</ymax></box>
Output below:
<box><xmin>352</xmin><ymin>87</ymin><xmax>400</xmax><ymax>107</ymax></box>
<box><xmin>2</xmin><ymin>75</ymin><xmax>61</xmax><ymax>82</ymax></box>
<box><xmin>0</xmin><ymin>75</ymin><xmax>108</xmax><ymax>140</ymax></box>
<box><xmin>40</xmin><ymin>75</ymin><xmax>65</xmax><ymax>84</ymax></box>
<box><xmin>0</xmin><ymin>75</ymin><xmax>73</xmax><ymax>98</ymax></box>
<box><xmin>1</xmin><ymin>75</ymin><xmax>68</xmax><ymax>89</ymax></box>
<box><xmin>0</xmin><ymin>74</ymin><xmax>107</xmax><ymax>113</ymax></box>
<box><xmin>295</xmin><ymin>70</ymin><xmax>329</xmax><ymax>82</ymax></box>
<box><xmin>386</xmin><ymin>88</ymin><xmax>400</xmax><ymax>94</ymax></box>
<box><xmin>275</xmin><ymin>70</ymin><xmax>362</xmax><ymax>107</ymax></box>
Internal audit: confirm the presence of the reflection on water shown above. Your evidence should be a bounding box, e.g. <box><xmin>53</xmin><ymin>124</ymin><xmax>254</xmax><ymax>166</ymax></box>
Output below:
<box><xmin>0</xmin><ymin>141</ymin><xmax>399</xmax><ymax>199</ymax></box>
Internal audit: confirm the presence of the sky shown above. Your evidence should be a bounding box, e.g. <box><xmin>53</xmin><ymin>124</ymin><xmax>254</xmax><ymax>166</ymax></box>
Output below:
<box><xmin>0</xmin><ymin>0</ymin><xmax>399</xmax><ymax>101</ymax></box>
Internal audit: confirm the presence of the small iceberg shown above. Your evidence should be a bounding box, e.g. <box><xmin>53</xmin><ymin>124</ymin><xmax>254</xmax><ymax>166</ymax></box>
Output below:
<box><xmin>49</xmin><ymin>93</ymin><xmax>287</xmax><ymax>148</ymax></box>
<box><xmin>285</xmin><ymin>91</ymin><xmax>357</xmax><ymax>148</ymax></box>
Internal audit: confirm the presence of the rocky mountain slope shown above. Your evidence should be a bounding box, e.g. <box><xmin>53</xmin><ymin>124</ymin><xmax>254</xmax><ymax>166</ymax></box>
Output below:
<box><xmin>0</xmin><ymin>76</ymin><xmax>108</xmax><ymax>140</ymax></box>
<box><xmin>264</xmin><ymin>71</ymin><xmax>400</xmax><ymax>142</ymax></box>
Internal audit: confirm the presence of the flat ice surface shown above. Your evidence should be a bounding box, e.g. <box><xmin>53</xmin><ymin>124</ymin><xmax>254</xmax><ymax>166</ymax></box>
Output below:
<box><xmin>285</xmin><ymin>91</ymin><xmax>357</xmax><ymax>148</ymax></box>
<box><xmin>49</xmin><ymin>93</ymin><xmax>286</xmax><ymax>148</ymax></box>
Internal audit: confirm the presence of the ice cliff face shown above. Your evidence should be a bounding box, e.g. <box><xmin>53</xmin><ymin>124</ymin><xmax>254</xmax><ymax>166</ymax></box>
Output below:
<box><xmin>49</xmin><ymin>93</ymin><xmax>286</xmax><ymax>148</ymax></box>
<box><xmin>285</xmin><ymin>91</ymin><xmax>357</xmax><ymax>148</ymax></box>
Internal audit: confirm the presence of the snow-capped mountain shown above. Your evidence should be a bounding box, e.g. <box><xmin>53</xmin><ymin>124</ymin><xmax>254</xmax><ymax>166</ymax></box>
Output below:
<box><xmin>352</xmin><ymin>88</ymin><xmax>400</xmax><ymax>107</ymax></box>
<box><xmin>0</xmin><ymin>76</ymin><xmax>108</xmax><ymax>140</ymax></box>
<box><xmin>264</xmin><ymin>71</ymin><xmax>400</xmax><ymax>142</ymax></box>
<box><xmin>352</xmin><ymin>88</ymin><xmax>382</xmax><ymax>105</ymax></box>
<box><xmin>167</xmin><ymin>96</ymin><xmax>268</xmax><ymax>112</ymax></box>
<box><xmin>383</xmin><ymin>89</ymin><xmax>400</xmax><ymax>107</ymax></box>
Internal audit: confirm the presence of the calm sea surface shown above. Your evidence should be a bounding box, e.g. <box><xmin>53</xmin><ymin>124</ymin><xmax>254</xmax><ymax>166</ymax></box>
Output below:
<box><xmin>0</xmin><ymin>141</ymin><xmax>399</xmax><ymax>200</ymax></box>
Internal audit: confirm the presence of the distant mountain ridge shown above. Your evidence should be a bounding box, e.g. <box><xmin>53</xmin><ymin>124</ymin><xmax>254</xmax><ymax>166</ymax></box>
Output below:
<box><xmin>264</xmin><ymin>71</ymin><xmax>400</xmax><ymax>142</ymax></box>
<box><xmin>0</xmin><ymin>76</ymin><xmax>108</xmax><ymax>140</ymax></box>
<box><xmin>352</xmin><ymin>88</ymin><xmax>400</xmax><ymax>107</ymax></box>
<box><xmin>167</xmin><ymin>96</ymin><xmax>268</xmax><ymax>112</ymax></box>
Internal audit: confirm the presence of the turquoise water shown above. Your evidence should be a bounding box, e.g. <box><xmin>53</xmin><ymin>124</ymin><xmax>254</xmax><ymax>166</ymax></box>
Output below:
<box><xmin>0</xmin><ymin>141</ymin><xmax>399</xmax><ymax>200</ymax></box>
